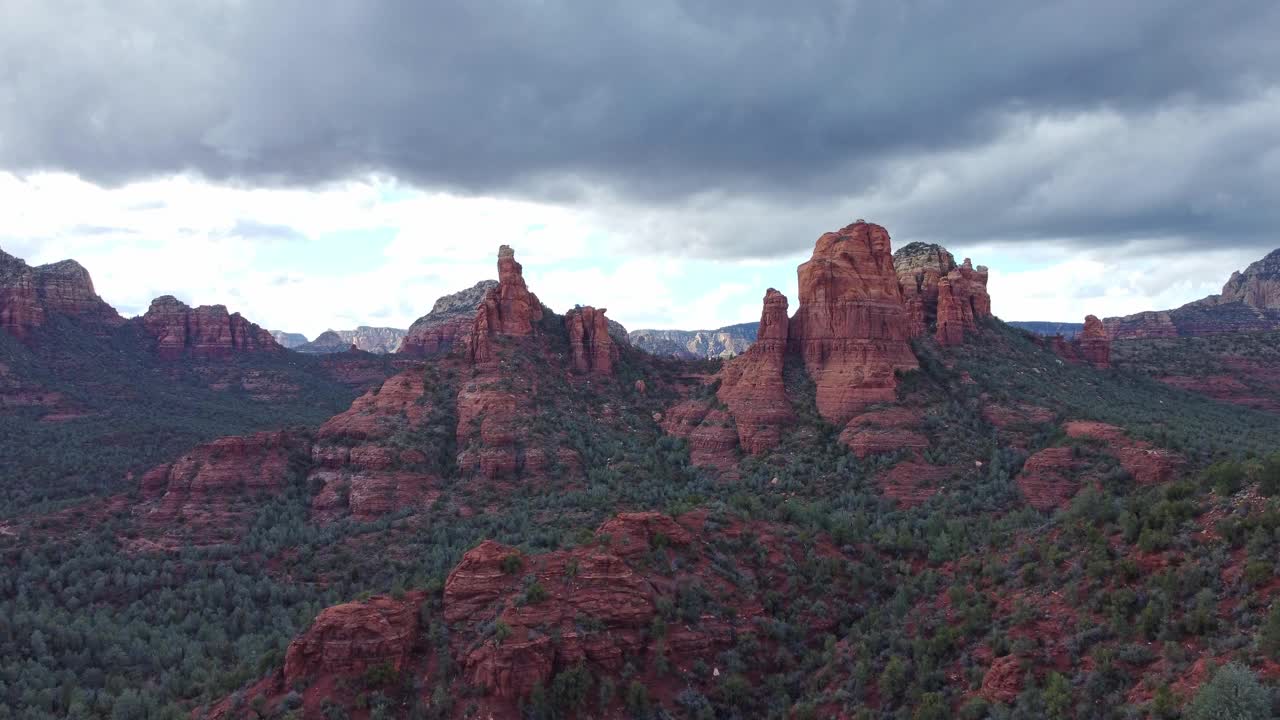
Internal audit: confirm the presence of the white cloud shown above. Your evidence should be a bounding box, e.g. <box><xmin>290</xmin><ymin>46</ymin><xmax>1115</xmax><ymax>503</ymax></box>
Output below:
<box><xmin>1</xmin><ymin>170</ymin><xmax>1271</xmax><ymax>336</ymax></box>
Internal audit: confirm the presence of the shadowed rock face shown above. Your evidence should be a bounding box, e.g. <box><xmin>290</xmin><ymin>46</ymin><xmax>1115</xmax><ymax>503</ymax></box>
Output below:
<box><xmin>0</xmin><ymin>249</ymin><xmax>123</xmax><ymax>338</ymax></box>
<box><xmin>789</xmin><ymin>222</ymin><xmax>919</xmax><ymax>425</ymax></box>
<box><xmin>399</xmin><ymin>280</ymin><xmax>499</xmax><ymax>356</ymax></box>
<box><xmin>141</xmin><ymin>295</ymin><xmax>282</xmax><ymax>359</ymax></box>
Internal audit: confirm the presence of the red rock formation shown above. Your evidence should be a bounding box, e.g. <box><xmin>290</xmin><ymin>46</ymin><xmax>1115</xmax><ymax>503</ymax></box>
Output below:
<box><xmin>1103</xmin><ymin>310</ymin><xmax>1179</xmax><ymax>340</ymax></box>
<box><xmin>982</xmin><ymin>655</ymin><xmax>1024</xmax><ymax>705</ymax></box>
<box><xmin>1016</xmin><ymin>447</ymin><xmax>1084</xmax><ymax>511</ymax></box>
<box><xmin>877</xmin><ymin>461</ymin><xmax>952</xmax><ymax>507</ymax></box>
<box><xmin>714</xmin><ymin>289</ymin><xmax>794</xmax><ymax>454</ymax></box>
<box><xmin>564</xmin><ymin>306</ymin><xmax>618</xmax><ymax>375</ymax></box>
<box><xmin>1077</xmin><ymin>315</ymin><xmax>1111</xmax><ymax>368</ymax></box>
<box><xmin>137</xmin><ymin>431</ymin><xmax>307</xmax><ymax>543</ymax></box>
<box><xmin>1046</xmin><ymin>316</ymin><xmax>1112</xmax><ymax>369</ymax></box>
<box><xmin>211</xmin><ymin>512</ymin><xmax>856</xmax><ymax>718</ymax></box>
<box><xmin>894</xmin><ymin>243</ymin><xmax>956</xmax><ymax>338</ymax></box>
<box><xmin>1063</xmin><ymin>421</ymin><xmax>1183</xmax><ymax>485</ymax></box>
<box><xmin>934</xmin><ymin>259</ymin><xmax>991</xmax><ymax>346</ymax></box>
<box><xmin>0</xmin><ymin>250</ymin><xmax>122</xmax><ymax>338</ymax></box>
<box><xmin>318</xmin><ymin>370</ymin><xmax>428</xmax><ymax>441</ymax></box>
<box><xmin>464</xmin><ymin>246</ymin><xmax>544</xmax><ymax>365</ymax></box>
<box><xmin>141</xmin><ymin>295</ymin><xmax>282</xmax><ymax>359</ymax></box>
<box><xmin>596</xmin><ymin>512</ymin><xmax>694</xmax><ymax>557</ymax></box>
<box><xmin>839</xmin><ymin>407</ymin><xmax>929</xmax><ymax>459</ymax></box>
<box><xmin>788</xmin><ymin>222</ymin><xmax>919</xmax><ymax>424</ymax></box>
<box><xmin>660</xmin><ymin>400</ymin><xmax>741</xmax><ymax>472</ymax></box>
<box><xmin>283</xmin><ymin>593</ymin><xmax>423</xmax><ymax>685</ymax></box>
<box><xmin>400</xmin><ymin>280</ymin><xmax>499</xmax><ymax>356</ymax></box>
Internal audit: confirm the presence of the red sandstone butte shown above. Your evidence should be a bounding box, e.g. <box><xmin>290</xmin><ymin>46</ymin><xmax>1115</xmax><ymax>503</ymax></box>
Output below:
<box><xmin>788</xmin><ymin>221</ymin><xmax>919</xmax><ymax>424</ymax></box>
<box><xmin>714</xmin><ymin>288</ymin><xmax>794</xmax><ymax>454</ymax></box>
<box><xmin>141</xmin><ymin>295</ymin><xmax>281</xmax><ymax>359</ymax></box>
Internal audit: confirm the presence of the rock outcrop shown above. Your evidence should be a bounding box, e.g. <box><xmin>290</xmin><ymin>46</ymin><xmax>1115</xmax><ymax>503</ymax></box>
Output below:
<box><xmin>894</xmin><ymin>242</ymin><xmax>955</xmax><ymax>338</ymax></box>
<box><xmin>788</xmin><ymin>222</ymin><xmax>919</xmax><ymax>424</ymax></box>
<box><xmin>137</xmin><ymin>431</ymin><xmax>307</xmax><ymax>543</ymax></box>
<box><xmin>283</xmin><ymin>593</ymin><xmax>424</xmax><ymax>684</ymax></box>
<box><xmin>1215</xmin><ymin>248</ymin><xmax>1280</xmax><ymax>310</ymax></box>
<box><xmin>336</xmin><ymin>327</ymin><xmax>407</xmax><ymax>354</ymax></box>
<box><xmin>0</xmin><ymin>249</ymin><xmax>123</xmax><ymax>338</ymax></box>
<box><xmin>934</xmin><ymin>259</ymin><xmax>992</xmax><ymax>346</ymax></box>
<box><xmin>892</xmin><ymin>242</ymin><xmax>992</xmax><ymax>345</ymax></box>
<box><xmin>1046</xmin><ymin>315</ymin><xmax>1112</xmax><ymax>369</ymax></box>
<box><xmin>713</xmin><ymin>289</ymin><xmax>794</xmax><ymax>454</ymax></box>
<box><xmin>564</xmin><ymin>306</ymin><xmax>618</xmax><ymax>375</ymax></box>
<box><xmin>399</xmin><ymin>280</ymin><xmax>500</xmax><ymax>356</ymax></box>
<box><xmin>1063</xmin><ymin>421</ymin><xmax>1183</xmax><ymax>486</ymax></box>
<box><xmin>210</xmin><ymin>511</ymin><xmax>853</xmax><ymax>719</ymax></box>
<box><xmin>464</xmin><ymin>246</ymin><xmax>544</xmax><ymax>366</ymax></box>
<box><xmin>140</xmin><ymin>296</ymin><xmax>282</xmax><ymax>359</ymax></box>
<box><xmin>1077</xmin><ymin>315</ymin><xmax>1112</xmax><ymax>368</ymax></box>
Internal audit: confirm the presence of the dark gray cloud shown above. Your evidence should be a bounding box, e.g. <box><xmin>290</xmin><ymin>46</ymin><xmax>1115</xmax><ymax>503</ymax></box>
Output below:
<box><xmin>2</xmin><ymin>0</ymin><xmax>1279</xmax><ymax>258</ymax></box>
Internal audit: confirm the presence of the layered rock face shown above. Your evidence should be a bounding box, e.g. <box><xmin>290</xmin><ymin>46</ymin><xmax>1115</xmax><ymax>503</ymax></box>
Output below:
<box><xmin>894</xmin><ymin>242</ymin><xmax>955</xmax><ymax>338</ymax></box>
<box><xmin>454</xmin><ymin>246</ymin><xmax>583</xmax><ymax>481</ymax></box>
<box><xmin>1105</xmin><ymin>247</ymin><xmax>1280</xmax><ymax>339</ymax></box>
<box><xmin>666</xmin><ymin>222</ymin><xmax>929</xmax><ymax>469</ymax></box>
<box><xmin>399</xmin><ymin>280</ymin><xmax>499</xmax><ymax>356</ymax></box>
<box><xmin>137</xmin><ymin>431</ymin><xmax>308</xmax><ymax>543</ymax></box>
<box><xmin>564</xmin><ymin>306</ymin><xmax>618</xmax><ymax>374</ymax></box>
<box><xmin>892</xmin><ymin>242</ymin><xmax>991</xmax><ymax>345</ymax></box>
<box><xmin>0</xmin><ymin>249</ymin><xmax>122</xmax><ymax>338</ymax></box>
<box><xmin>1215</xmin><ymin>248</ymin><xmax>1280</xmax><ymax>309</ymax></box>
<box><xmin>310</xmin><ymin>370</ymin><xmax>441</xmax><ymax>521</ymax></box>
<box><xmin>789</xmin><ymin>222</ymin><xmax>920</xmax><ymax>424</ymax></box>
<box><xmin>712</xmin><ymin>289</ymin><xmax>794</xmax><ymax>454</ymax></box>
<box><xmin>336</xmin><ymin>327</ymin><xmax>407</xmax><ymax>354</ymax></box>
<box><xmin>141</xmin><ymin>296</ymin><xmax>282</xmax><ymax>359</ymax></box>
<box><xmin>283</xmin><ymin>593</ymin><xmax>424</xmax><ymax>683</ymax></box>
<box><xmin>934</xmin><ymin>259</ymin><xmax>991</xmax><ymax>346</ymax></box>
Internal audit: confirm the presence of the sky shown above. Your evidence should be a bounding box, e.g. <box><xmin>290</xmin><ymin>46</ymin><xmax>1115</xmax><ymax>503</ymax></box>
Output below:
<box><xmin>2</xmin><ymin>1</ymin><xmax>1278</xmax><ymax>338</ymax></box>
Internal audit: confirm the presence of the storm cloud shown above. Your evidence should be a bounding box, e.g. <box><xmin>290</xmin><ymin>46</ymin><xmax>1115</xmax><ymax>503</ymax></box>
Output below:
<box><xmin>2</xmin><ymin>0</ymin><xmax>1279</xmax><ymax>258</ymax></box>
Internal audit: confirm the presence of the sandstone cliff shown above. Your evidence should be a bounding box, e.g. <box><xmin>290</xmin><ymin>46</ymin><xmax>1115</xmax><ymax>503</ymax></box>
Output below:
<box><xmin>789</xmin><ymin>222</ymin><xmax>920</xmax><ymax>424</ymax></box>
<box><xmin>140</xmin><ymin>295</ymin><xmax>283</xmax><ymax>359</ymax></box>
<box><xmin>0</xmin><ymin>248</ymin><xmax>123</xmax><ymax>338</ymax></box>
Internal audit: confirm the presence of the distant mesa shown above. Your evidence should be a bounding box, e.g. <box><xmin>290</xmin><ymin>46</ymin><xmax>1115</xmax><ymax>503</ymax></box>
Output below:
<box><xmin>1105</xmin><ymin>247</ymin><xmax>1280</xmax><ymax>339</ymax></box>
<box><xmin>293</xmin><ymin>327</ymin><xmax>406</xmax><ymax>355</ymax></box>
<box><xmin>270</xmin><ymin>330</ymin><xmax>309</xmax><ymax>349</ymax></box>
